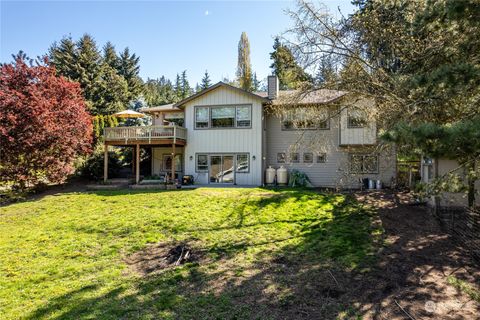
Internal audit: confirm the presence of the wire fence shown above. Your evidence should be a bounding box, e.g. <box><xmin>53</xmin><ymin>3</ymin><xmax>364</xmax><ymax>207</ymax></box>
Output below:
<box><xmin>432</xmin><ymin>206</ymin><xmax>480</xmax><ymax>262</ymax></box>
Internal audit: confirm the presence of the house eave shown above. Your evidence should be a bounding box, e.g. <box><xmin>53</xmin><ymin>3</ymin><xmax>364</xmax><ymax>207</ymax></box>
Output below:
<box><xmin>173</xmin><ymin>82</ymin><xmax>269</xmax><ymax>108</ymax></box>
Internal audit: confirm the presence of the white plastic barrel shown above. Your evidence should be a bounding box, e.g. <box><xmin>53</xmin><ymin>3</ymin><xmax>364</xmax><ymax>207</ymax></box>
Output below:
<box><xmin>266</xmin><ymin>166</ymin><xmax>276</xmax><ymax>184</ymax></box>
<box><xmin>277</xmin><ymin>166</ymin><xmax>288</xmax><ymax>185</ymax></box>
<box><xmin>376</xmin><ymin>180</ymin><xmax>382</xmax><ymax>190</ymax></box>
<box><xmin>368</xmin><ymin>179</ymin><xmax>375</xmax><ymax>189</ymax></box>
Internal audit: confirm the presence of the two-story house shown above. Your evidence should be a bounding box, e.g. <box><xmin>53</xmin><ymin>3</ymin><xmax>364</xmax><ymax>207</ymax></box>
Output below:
<box><xmin>103</xmin><ymin>76</ymin><xmax>396</xmax><ymax>187</ymax></box>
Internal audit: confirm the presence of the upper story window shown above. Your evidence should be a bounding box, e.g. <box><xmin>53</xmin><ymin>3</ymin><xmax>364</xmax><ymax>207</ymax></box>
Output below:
<box><xmin>282</xmin><ymin>107</ymin><xmax>329</xmax><ymax>130</ymax></box>
<box><xmin>236</xmin><ymin>106</ymin><xmax>251</xmax><ymax>127</ymax></box>
<box><xmin>194</xmin><ymin>105</ymin><xmax>252</xmax><ymax>129</ymax></box>
<box><xmin>212</xmin><ymin>107</ymin><xmax>235</xmax><ymax>128</ymax></box>
<box><xmin>347</xmin><ymin>107</ymin><xmax>367</xmax><ymax>128</ymax></box>
<box><xmin>195</xmin><ymin>107</ymin><xmax>209</xmax><ymax>128</ymax></box>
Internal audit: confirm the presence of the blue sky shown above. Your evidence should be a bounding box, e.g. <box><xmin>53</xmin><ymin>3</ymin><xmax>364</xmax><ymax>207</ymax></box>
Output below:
<box><xmin>1</xmin><ymin>1</ymin><xmax>356</xmax><ymax>85</ymax></box>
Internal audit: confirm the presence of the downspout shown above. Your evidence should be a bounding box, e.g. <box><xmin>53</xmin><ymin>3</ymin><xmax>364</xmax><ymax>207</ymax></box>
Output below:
<box><xmin>261</xmin><ymin>103</ymin><xmax>266</xmax><ymax>187</ymax></box>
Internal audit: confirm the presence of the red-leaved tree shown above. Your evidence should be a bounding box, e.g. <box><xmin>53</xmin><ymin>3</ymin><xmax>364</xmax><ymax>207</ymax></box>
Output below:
<box><xmin>0</xmin><ymin>57</ymin><xmax>92</xmax><ymax>190</ymax></box>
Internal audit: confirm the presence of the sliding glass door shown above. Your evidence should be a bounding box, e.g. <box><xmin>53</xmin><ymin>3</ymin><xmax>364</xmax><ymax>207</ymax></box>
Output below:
<box><xmin>209</xmin><ymin>155</ymin><xmax>234</xmax><ymax>184</ymax></box>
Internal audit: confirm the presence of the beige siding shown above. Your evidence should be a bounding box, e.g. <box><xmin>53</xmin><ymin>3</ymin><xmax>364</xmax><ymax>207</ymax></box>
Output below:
<box><xmin>182</xmin><ymin>86</ymin><xmax>263</xmax><ymax>185</ymax></box>
<box><xmin>266</xmin><ymin>108</ymin><xmax>396</xmax><ymax>188</ymax></box>
<box><xmin>152</xmin><ymin>147</ymin><xmax>184</xmax><ymax>175</ymax></box>
<box><xmin>339</xmin><ymin>97</ymin><xmax>377</xmax><ymax>145</ymax></box>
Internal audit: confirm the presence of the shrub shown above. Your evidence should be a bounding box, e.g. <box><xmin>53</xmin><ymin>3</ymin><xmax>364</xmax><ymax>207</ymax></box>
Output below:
<box><xmin>0</xmin><ymin>56</ymin><xmax>92</xmax><ymax>190</ymax></box>
<box><xmin>288</xmin><ymin>170</ymin><xmax>311</xmax><ymax>188</ymax></box>
<box><xmin>79</xmin><ymin>146</ymin><xmax>122</xmax><ymax>181</ymax></box>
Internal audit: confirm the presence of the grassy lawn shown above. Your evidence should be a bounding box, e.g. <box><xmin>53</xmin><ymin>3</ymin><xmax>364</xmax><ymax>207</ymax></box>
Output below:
<box><xmin>0</xmin><ymin>188</ymin><xmax>382</xmax><ymax>319</ymax></box>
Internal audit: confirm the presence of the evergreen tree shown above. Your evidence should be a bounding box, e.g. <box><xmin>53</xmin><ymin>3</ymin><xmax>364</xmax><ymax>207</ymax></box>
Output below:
<box><xmin>252</xmin><ymin>72</ymin><xmax>260</xmax><ymax>92</ymax></box>
<box><xmin>48</xmin><ymin>34</ymin><xmax>138</xmax><ymax>115</ymax></box>
<box><xmin>382</xmin><ymin>118</ymin><xmax>480</xmax><ymax>208</ymax></box>
<box><xmin>200</xmin><ymin>70</ymin><xmax>212</xmax><ymax>90</ymax></box>
<box><xmin>269</xmin><ymin>37</ymin><xmax>311</xmax><ymax>89</ymax></box>
<box><xmin>174</xmin><ymin>73</ymin><xmax>182</xmax><ymax>100</ymax></box>
<box><xmin>97</xmin><ymin>63</ymin><xmax>130</xmax><ymax>114</ymax></box>
<box><xmin>75</xmin><ymin>34</ymin><xmax>103</xmax><ymax>112</ymax></box>
<box><xmin>118</xmin><ymin>47</ymin><xmax>143</xmax><ymax>102</ymax></box>
<box><xmin>236</xmin><ymin>32</ymin><xmax>253</xmax><ymax>91</ymax></box>
<box><xmin>195</xmin><ymin>83</ymin><xmax>201</xmax><ymax>93</ymax></box>
<box><xmin>126</xmin><ymin>97</ymin><xmax>151</xmax><ymax>126</ymax></box>
<box><xmin>49</xmin><ymin>36</ymin><xmax>78</xmax><ymax>80</ymax></box>
<box><xmin>144</xmin><ymin>76</ymin><xmax>177</xmax><ymax>106</ymax></box>
<box><xmin>180</xmin><ymin>70</ymin><xmax>191</xmax><ymax>99</ymax></box>
<box><xmin>222</xmin><ymin>76</ymin><xmax>237</xmax><ymax>86</ymax></box>
<box><xmin>103</xmin><ymin>42</ymin><xmax>119</xmax><ymax>70</ymax></box>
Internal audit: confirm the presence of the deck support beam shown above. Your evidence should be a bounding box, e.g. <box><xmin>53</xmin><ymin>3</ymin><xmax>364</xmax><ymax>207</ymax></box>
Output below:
<box><xmin>171</xmin><ymin>143</ymin><xmax>176</xmax><ymax>183</ymax></box>
<box><xmin>104</xmin><ymin>145</ymin><xmax>108</xmax><ymax>183</ymax></box>
<box><xmin>135</xmin><ymin>144</ymin><xmax>140</xmax><ymax>184</ymax></box>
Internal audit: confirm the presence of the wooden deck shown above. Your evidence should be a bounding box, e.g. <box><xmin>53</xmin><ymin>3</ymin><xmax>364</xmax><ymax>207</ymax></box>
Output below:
<box><xmin>104</xmin><ymin>125</ymin><xmax>186</xmax><ymax>146</ymax></box>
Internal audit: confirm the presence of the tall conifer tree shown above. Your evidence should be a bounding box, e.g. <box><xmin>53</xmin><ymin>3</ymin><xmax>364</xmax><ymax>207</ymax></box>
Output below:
<box><xmin>174</xmin><ymin>73</ymin><xmax>182</xmax><ymax>100</ymax></box>
<box><xmin>75</xmin><ymin>34</ymin><xmax>103</xmax><ymax>112</ymax></box>
<box><xmin>49</xmin><ymin>37</ymin><xmax>78</xmax><ymax>80</ymax></box>
<box><xmin>118</xmin><ymin>47</ymin><xmax>143</xmax><ymax>101</ymax></box>
<box><xmin>103</xmin><ymin>42</ymin><xmax>119</xmax><ymax>70</ymax></box>
<box><xmin>236</xmin><ymin>32</ymin><xmax>253</xmax><ymax>91</ymax></box>
<box><xmin>270</xmin><ymin>37</ymin><xmax>311</xmax><ymax>89</ymax></box>
<box><xmin>180</xmin><ymin>70</ymin><xmax>191</xmax><ymax>99</ymax></box>
<box><xmin>201</xmin><ymin>70</ymin><xmax>212</xmax><ymax>90</ymax></box>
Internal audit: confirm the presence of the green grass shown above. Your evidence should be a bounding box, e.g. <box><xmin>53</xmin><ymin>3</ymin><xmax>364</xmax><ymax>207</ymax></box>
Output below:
<box><xmin>447</xmin><ymin>275</ymin><xmax>480</xmax><ymax>303</ymax></box>
<box><xmin>0</xmin><ymin>188</ymin><xmax>382</xmax><ymax>319</ymax></box>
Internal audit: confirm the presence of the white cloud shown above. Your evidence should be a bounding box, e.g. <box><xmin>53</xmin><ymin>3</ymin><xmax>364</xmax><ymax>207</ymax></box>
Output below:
<box><xmin>204</xmin><ymin>10</ymin><xmax>210</xmax><ymax>16</ymax></box>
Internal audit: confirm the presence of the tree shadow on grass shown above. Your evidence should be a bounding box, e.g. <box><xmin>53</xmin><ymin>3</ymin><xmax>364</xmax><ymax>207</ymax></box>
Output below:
<box><xmin>24</xmin><ymin>191</ymin><xmax>480</xmax><ymax>320</ymax></box>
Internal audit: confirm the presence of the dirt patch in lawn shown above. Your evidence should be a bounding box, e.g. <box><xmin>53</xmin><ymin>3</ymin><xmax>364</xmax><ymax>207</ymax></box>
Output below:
<box><xmin>124</xmin><ymin>242</ymin><xmax>206</xmax><ymax>276</ymax></box>
<box><xmin>346</xmin><ymin>190</ymin><xmax>480</xmax><ymax>319</ymax></box>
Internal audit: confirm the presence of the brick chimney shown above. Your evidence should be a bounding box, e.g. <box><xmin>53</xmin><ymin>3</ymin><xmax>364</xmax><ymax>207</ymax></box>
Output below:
<box><xmin>267</xmin><ymin>75</ymin><xmax>279</xmax><ymax>100</ymax></box>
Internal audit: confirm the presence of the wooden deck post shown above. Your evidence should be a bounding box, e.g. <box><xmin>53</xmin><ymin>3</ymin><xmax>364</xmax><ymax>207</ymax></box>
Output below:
<box><xmin>104</xmin><ymin>145</ymin><xmax>108</xmax><ymax>183</ymax></box>
<box><xmin>171</xmin><ymin>143</ymin><xmax>176</xmax><ymax>183</ymax></box>
<box><xmin>132</xmin><ymin>146</ymin><xmax>135</xmax><ymax>175</ymax></box>
<box><xmin>135</xmin><ymin>144</ymin><xmax>140</xmax><ymax>184</ymax></box>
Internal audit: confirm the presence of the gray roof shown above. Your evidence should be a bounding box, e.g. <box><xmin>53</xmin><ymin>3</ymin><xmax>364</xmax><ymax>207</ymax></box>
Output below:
<box><xmin>256</xmin><ymin>89</ymin><xmax>348</xmax><ymax>106</ymax></box>
<box><xmin>141</xmin><ymin>104</ymin><xmax>182</xmax><ymax>113</ymax></box>
<box><xmin>142</xmin><ymin>87</ymin><xmax>348</xmax><ymax>114</ymax></box>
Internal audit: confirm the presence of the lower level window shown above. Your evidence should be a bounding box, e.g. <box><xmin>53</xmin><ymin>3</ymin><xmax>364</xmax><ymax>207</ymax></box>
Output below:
<box><xmin>350</xmin><ymin>154</ymin><xmax>378</xmax><ymax>173</ymax></box>
<box><xmin>196</xmin><ymin>154</ymin><xmax>208</xmax><ymax>172</ymax></box>
<box><xmin>303</xmin><ymin>153</ymin><xmax>313</xmax><ymax>163</ymax></box>
<box><xmin>290</xmin><ymin>153</ymin><xmax>300</xmax><ymax>163</ymax></box>
<box><xmin>277</xmin><ymin>153</ymin><xmax>286</xmax><ymax>163</ymax></box>
<box><xmin>196</xmin><ymin>153</ymin><xmax>249</xmax><ymax>173</ymax></box>
<box><xmin>316</xmin><ymin>153</ymin><xmax>327</xmax><ymax>163</ymax></box>
<box><xmin>236</xmin><ymin>154</ymin><xmax>249</xmax><ymax>173</ymax></box>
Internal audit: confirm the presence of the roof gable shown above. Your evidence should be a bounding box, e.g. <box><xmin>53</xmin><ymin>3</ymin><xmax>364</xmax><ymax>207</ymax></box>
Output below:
<box><xmin>173</xmin><ymin>82</ymin><xmax>268</xmax><ymax>108</ymax></box>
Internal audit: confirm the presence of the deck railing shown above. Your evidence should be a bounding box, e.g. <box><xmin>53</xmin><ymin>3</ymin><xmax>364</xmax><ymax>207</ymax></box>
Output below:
<box><xmin>104</xmin><ymin>125</ymin><xmax>187</xmax><ymax>143</ymax></box>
